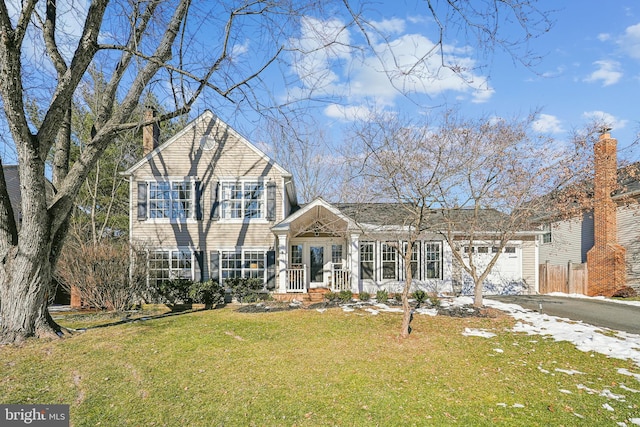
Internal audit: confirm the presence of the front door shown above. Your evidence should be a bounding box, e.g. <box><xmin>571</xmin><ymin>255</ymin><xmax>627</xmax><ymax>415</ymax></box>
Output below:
<box><xmin>310</xmin><ymin>246</ymin><xmax>325</xmax><ymax>287</ymax></box>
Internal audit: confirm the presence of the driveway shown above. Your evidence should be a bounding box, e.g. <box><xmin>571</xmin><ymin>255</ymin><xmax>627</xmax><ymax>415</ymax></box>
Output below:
<box><xmin>488</xmin><ymin>295</ymin><xmax>640</xmax><ymax>335</ymax></box>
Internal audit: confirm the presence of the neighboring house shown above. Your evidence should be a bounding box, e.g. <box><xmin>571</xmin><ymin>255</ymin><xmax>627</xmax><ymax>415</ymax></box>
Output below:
<box><xmin>124</xmin><ymin>110</ymin><xmax>540</xmax><ymax>298</ymax></box>
<box><xmin>537</xmin><ymin>131</ymin><xmax>640</xmax><ymax>295</ymax></box>
<box><xmin>3</xmin><ymin>165</ymin><xmax>23</xmax><ymax>226</ymax></box>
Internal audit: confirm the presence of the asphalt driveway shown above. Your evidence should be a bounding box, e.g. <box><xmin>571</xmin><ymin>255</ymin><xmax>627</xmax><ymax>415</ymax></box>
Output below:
<box><xmin>488</xmin><ymin>295</ymin><xmax>640</xmax><ymax>335</ymax></box>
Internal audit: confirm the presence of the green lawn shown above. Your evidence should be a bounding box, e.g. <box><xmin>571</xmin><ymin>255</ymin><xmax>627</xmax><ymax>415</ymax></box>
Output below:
<box><xmin>2</xmin><ymin>305</ymin><xmax>640</xmax><ymax>426</ymax></box>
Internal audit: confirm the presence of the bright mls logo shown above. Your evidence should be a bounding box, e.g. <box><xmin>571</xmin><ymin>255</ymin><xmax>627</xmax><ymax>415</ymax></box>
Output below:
<box><xmin>1</xmin><ymin>405</ymin><xmax>69</xmax><ymax>426</ymax></box>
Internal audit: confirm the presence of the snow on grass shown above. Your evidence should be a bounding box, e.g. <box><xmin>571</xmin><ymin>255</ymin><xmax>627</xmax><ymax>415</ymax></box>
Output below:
<box><xmin>461</xmin><ymin>327</ymin><xmax>496</xmax><ymax>338</ymax></box>
<box><xmin>484</xmin><ymin>297</ymin><xmax>640</xmax><ymax>367</ymax></box>
<box><xmin>555</xmin><ymin>368</ymin><xmax>584</xmax><ymax>375</ymax></box>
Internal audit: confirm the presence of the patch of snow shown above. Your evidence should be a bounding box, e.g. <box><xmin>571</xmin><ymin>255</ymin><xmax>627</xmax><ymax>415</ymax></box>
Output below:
<box><xmin>493</xmin><ymin>348</ymin><xmax>504</xmax><ymax>353</ymax></box>
<box><xmin>554</xmin><ymin>368</ymin><xmax>584</xmax><ymax>375</ymax></box>
<box><xmin>559</xmin><ymin>389</ymin><xmax>572</xmax><ymax>394</ymax></box>
<box><xmin>620</xmin><ymin>384</ymin><xmax>640</xmax><ymax>393</ymax></box>
<box><xmin>485</xmin><ymin>298</ymin><xmax>640</xmax><ymax>367</ymax></box>
<box><xmin>603</xmin><ymin>403</ymin><xmax>615</xmax><ymax>411</ymax></box>
<box><xmin>342</xmin><ymin>306</ymin><xmax>354</xmax><ymax>312</ymax></box>
<box><xmin>415</xmin><ymin>307</ymin><xmax>438</xmax><ymax>316</ymax></box>
<box><xmin>365</xmin><ymin>308</ymin><xmax>379</xmax><ymax>315</ymax></box>
<box><xmin>618</xmin><ymin>368</ymin><xmax>640</xmax><ymax>381</ymax></box>
<box><xmin>461</xmin><ymin>328</ymin><xmax>496</xmax><ymax>338</ymax></box>
<box><xmin>512</xmin><ymin>403</ymin><xmax>525</xmax><ymax>408</ymax></box>
<box><xmin>496</xmin><ymin>403</ymin><xmax>507</xmax><ymax>407</ymax></box>
<box><xmin>630</xmin><ymin>418</ymin><xmax>640</xmax><ymax>425</ymax></box>
<box><xmin>316</xmin><ymin>308</ymin><xmax>326</xmax><ymax>313</ymax></box>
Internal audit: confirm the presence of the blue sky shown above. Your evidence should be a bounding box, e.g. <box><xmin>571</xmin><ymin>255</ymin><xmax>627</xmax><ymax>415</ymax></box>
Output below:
<box><xmin>250</xmin><ymin>0</ymin><xmax>640</xmax><ymax>163</ymax></box>
<box><xmin>2</xmin><ymin>1</ymin><xmax>640</xmax><ymax>165</ymax></box>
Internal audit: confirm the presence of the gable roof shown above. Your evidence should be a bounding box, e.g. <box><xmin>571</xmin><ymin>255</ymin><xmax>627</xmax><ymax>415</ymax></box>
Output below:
<box><xmin>273</xmin><ymin>198</ymin><xmax>538</xmax><ymax>236</ymax></box>
<box><xmin>122</xmin><ymin>110</ymin><xmax>292</xmax><ymax>178</ymax></box>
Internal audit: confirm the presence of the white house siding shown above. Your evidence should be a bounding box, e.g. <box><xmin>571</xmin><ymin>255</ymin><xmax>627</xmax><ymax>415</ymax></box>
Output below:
<box><xmin>618</xmin><ymin>204</ymin><xmax>640</xmax><ymax>286</ymax></box>
<box><xmin>539</xmin><ymin>214</ymin><xmax>593</xmax><ymax>266</ymax></box>
<box><xmin>521</xmin><ymin>238</ymin><xmax>538</xmax><ymax>294</ymax></box>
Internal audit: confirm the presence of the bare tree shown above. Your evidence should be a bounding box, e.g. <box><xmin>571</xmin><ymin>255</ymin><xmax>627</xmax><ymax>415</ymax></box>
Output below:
<box><xmin>0</xmin><ymin>0</ymin><xmax>317</xmax><ymax>343</ymax></box>
<box><xmin>345</xmin><ymin>113</ymin><xmax>458</xmax><ymax>338</ymax></box>
<box><xmin>433</xmin><ymin>112</ymin><xmax>588</xmax><ymax>307</ymax></box>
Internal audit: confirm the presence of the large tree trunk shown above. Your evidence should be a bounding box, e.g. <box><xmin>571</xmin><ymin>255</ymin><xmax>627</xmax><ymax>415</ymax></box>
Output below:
<box><xmin>473</xmin><ymin>278</ymin><xmax>484</xmax><ymax>308</ymax></box>
<box><xmin>0</xmin><ymin>245</ymin><xmax>62</xmax><ymax>344</ymax></box>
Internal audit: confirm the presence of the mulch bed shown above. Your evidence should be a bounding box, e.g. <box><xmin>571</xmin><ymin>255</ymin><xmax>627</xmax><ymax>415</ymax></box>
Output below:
<box><xmin>235</xmin><ymin>300</ymin><xmax>502</xmax><ymax>318</ymax></box>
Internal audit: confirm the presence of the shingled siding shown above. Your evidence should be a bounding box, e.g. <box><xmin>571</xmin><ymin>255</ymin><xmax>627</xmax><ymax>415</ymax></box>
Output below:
<box><xmin>618</xmin><ymin>204</ymin><xmax>640</xmax><ymax>286</ymax></box>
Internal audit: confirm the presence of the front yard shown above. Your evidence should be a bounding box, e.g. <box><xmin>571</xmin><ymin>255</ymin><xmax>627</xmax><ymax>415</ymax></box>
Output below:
<box><xmin>2</xmin><ymin>304</ymin><xmax>640</xmax><ymax>426</ymax></box>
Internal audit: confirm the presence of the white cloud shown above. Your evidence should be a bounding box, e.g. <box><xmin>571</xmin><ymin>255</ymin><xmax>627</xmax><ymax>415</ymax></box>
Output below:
<box><xmin>324</xmin><ymin>104</ymin><xmax>373</xmax><ymax>122</ymax></box>
<box><xmin>533</xmin><ymin>114</ymin><xmax>564</xmax><ymax>134</ymax></box>
<box><xmin>583</xmin><ymin>60</ymin><xmax>623</xmax><ymax>86</ymax></box>
<box><xmin>582</xmin><ymin>111</ymin><xmax>628</xmax><ymax>131</ymax></box>
<box><xmin>231</xmin><ymin>40</ymin><xmax>250</xmax><ymax>58</ymax></box>
<box><xmin>618</xmin><ymin>22</ymin><xmax>640</xmax><ymax>59</ymax></box>
<box><xmin>597</xmin><ymin>33</ymin><xmax>611</xmax><ymax>42</ymax></box>
<box><xmin>287</xmin><ymin>16</ymin><xmax>495</xmax><ymax>120</ymax></box>
<box><xmin>369</xmin><ymin>18</ymin><xmax>405</xmax><ymax>36</ymax></box>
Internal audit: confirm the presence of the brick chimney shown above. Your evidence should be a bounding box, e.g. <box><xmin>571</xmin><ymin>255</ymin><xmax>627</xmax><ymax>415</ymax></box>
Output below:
<box><xmin>586</xmin><ymin>130</ymin><xmax>626</xmax><ymax>296</ymax></box>
<box><xmin>143</xmin><ymin>107</ymin><xmax>160</xmax><ymax>155</ymax></box>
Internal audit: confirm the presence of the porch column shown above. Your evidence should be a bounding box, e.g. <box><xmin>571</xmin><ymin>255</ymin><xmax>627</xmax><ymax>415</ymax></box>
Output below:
<box><xmin>277</xmin><ymin>233</ymin><xmax>288</xmax><ymax>293</ymax></box>
<box><xmin>349</xmin><ymin>233</ymin><xmax>360</xmax><ymax>294</ymax></box>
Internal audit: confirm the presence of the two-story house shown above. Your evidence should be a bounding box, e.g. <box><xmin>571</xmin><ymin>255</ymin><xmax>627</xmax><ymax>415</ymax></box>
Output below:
<box><xmin>124</xmin><ymin>110</ymin><xmax>540</xmax><ymax>298</ymax></box>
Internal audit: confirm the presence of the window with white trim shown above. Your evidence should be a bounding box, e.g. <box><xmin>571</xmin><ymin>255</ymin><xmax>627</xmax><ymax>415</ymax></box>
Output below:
<box><xmin>382</xmin><ymin>242</ymin><xmax>397</xmax><ymax>280</ymax></box>
<box><xmin>541</xmin><ymin>224</ymin><xmax>552</xmax><ymax>244</ymax></box>
<box><xmin>148</xmin><ymin>249</ymin><xmax>193</xmax><ymax>287</ymax></box>
<box><xmin>220</xmin><ymin>250</ymin><xmax>266</xmax><ymax>280</ymax></box>
<box><xmin>291</xmin><ymin>244</ymin><xmax>303</xmax><ymax>267</ymax></box>
<box><xmin>403</xmin><ymin>242</ymin><xmax>419</xmax><ymax>279</ymax></box>
<box><xmin>425</xmin><ymin>242</ymin><xmax>442</xmax><ymax>279</ymax></box>
<box><xmin>221</xmin><ymin>181</ymin><xmax>264</xmax><ymax>219</ymax></box>
<box><xmin>332</xmin><ymin>244</ymin><xmax>343</xmax><ymax>269</ymax></box>
<box><xmin>148</xmin><ymin>181</ymin><xmax>192</xmax><ymax>219</ymax></box>
<box><xmin>360</xmin><ymin>242</ymin><xmax>374</xmax><ymax>280</ymax></box>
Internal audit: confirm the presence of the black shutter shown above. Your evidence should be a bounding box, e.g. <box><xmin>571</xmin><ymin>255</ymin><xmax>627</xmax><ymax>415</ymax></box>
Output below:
<box><xmin>195</xmin><ymin>181</ymin><xmax>203</xmax><ymax>220</ymax></box>
<box><xmin>266</xmin><ymin>181</ymin><xmax>276</xmax><ymax>221</ymax></box>
<box><xmin>194</xmin><ymin>251</ymin><xmax>204</xmax><ymax>281</ymax></box>
<box><xmin>210</xmin><ymin>251</ymin><xmax>220</xmax><ymax>283</ymax></box>
<box><xmin>137</xmin><ymin>182</ymin><xmax>148</xmax><ymax>220</ymax></box>
<box><xmin>266</xmin><ymin>250</ymin><xmax>276</xmax><ymax>290</ymax></box>
<box><xmin>210</xmin><ymin>181</ymin><xmax>220</xmax><ymax>220</ymax></box>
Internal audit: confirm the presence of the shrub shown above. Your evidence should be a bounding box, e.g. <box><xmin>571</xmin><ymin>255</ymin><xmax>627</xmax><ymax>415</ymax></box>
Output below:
<box><xmin>325</xmin><ymin>292</ymin><xmax>339</xmax><ymax>302</ymax></box>
<box><xmin>156</xmin><ymin>278</ymin><xmax>194</xmax><ymax>305</ymax></box>
<box><xmin>428</xmin><ymin>295</ymin><xmax>441</xmax><ymax>307</ymax></box>
<box><xmin>412</xmin><ymin>289</ymin><xmax>427</xmax><ymax>306</ymax></box>
<box><xmin>359</xmin><ymin>291</ymin><xmax>371</xmax><ymax>302</ymax></box>
<box><xmin>188</xmin><ymin>280</ymin><xmax>225</xmax><ymax>306</ymax></box>
<box><xmin>56</xmin><ymin>241</ymin><xmax>147</xmax><ymax>311</ymax></box>
<box><xmin>226</xmin><ymin>277</ymin><xmax>264</xmax><ymax>303</ymax></box>
<box><xmin>612</xmin><ymin>286</ymin><xmax>637</xmax><ymax>298</ymax></box>
<box><xmin>338</xmin><ymin>290</ymin><xmax>353</xmax><ymax>303</ymax></box>
<box><xmin>394</xmin><ymin>293</ymin><xmax>403</xmax><ymax>303</ymax></box>
<box><xmin>376</xmin><ymin>289</ymin><xmax>388</xmax><ymax>303</ymax></box>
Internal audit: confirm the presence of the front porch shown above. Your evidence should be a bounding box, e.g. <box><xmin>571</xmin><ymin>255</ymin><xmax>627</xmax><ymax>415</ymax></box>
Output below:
<box><xmin>283</xmin><ymin>264</ymin><xmax>352</xmax><ymax>293</ymax></box>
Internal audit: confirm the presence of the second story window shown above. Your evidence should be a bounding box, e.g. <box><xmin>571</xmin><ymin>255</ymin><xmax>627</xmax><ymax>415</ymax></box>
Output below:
<box><xmin>149</xmin><ymin>181</ymin><xmax>192</xmax><ymax>219</ymax></box>
<box><xmin>221</xmin><ymin>181</ymin><xmax>264</xmax><ymax>219</ymax></box>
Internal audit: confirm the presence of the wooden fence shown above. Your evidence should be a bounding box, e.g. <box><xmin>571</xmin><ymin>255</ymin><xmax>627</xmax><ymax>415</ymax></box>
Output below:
<box><xmin>539</xmin><ymin>261</ymin><xmax>588</xmax><ymax>295</ymax></box>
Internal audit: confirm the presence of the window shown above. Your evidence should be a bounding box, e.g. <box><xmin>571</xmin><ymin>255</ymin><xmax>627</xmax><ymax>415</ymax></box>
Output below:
<box><xmin>360</xmin><ymin>242</ymin><xmax>374</xmax><ymax>280</ymax></box>
<box><xmin>291</xmin><ymin>244</ymin><xmax>303</xmax><ymax>267</ymax></box>
<box><xmin>332</xmin><ymin>244</ymin><xmax>343</xmax><ymax>269</ymax></box>
<box><xmin>402</xmin><ymin>242</ymin><xmax>419</xmax><ymax>279</ymax></box>
<box><xmin>148</xmin><ymin>181</ymin><xmax>192</xmax><ymax>219</ymax></box>
<box><xmin>148</xmin><ymin>249</ymin><xmax>193</xmax><ymax>287</ymax></box>
<box><xmin>221</xmin><ymin>181</ymin><xmax>264</xmax><ymax>219</ymax></box>
<box><xmin>382</xmin><ymin>243</ymin><xmax>397</xmax><ymax>280</ymax></box>
<box><xmin>477</xmin><ymin>246</ymin><xmax>489</xmax><ymax>254</ymax></box>
<box><xmin>492</xmin><ymin>246</ymin><xmax>500</xmax><ymax>253</ymax></box>
<box><xmin>425</xmin><ymin>242</ymin><xmax>442</xmax><ymax>279</ymax></box>
<box><xmin>542</xmin><ymin>224</ymin><xmax>552</xmax><ymax>244</ymax></box>
<box><xmin>504</xmin><ymin>246</ymin><xmax>516</xmax><ymax>254</ymax></box>
<box><xmin>220</xmin><ymin>250</ymin><xmax>266</xmax><ymax>280</ymax></box>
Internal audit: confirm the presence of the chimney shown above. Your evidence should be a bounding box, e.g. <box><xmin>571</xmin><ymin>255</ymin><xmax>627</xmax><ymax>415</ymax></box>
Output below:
<box><xmin>586</xmin><ymin>130</ymin><xmax>626</xmax><ymax>296</ymax></box>
<box><xmin>143</xmin><ymin>107</ymin><xmax>160</xmax><ymax>155</ymax></box>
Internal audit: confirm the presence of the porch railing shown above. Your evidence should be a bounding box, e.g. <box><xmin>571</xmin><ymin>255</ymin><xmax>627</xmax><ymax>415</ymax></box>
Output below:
<box><xmin>287</xmin><ymin>264</ymin><xmax>307</xmax><ymax>293</ymax></box>
<box><xmin>332</xmin><ymin>265</ymin><xmax>351</xmax><ymax>291</ymax></box>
